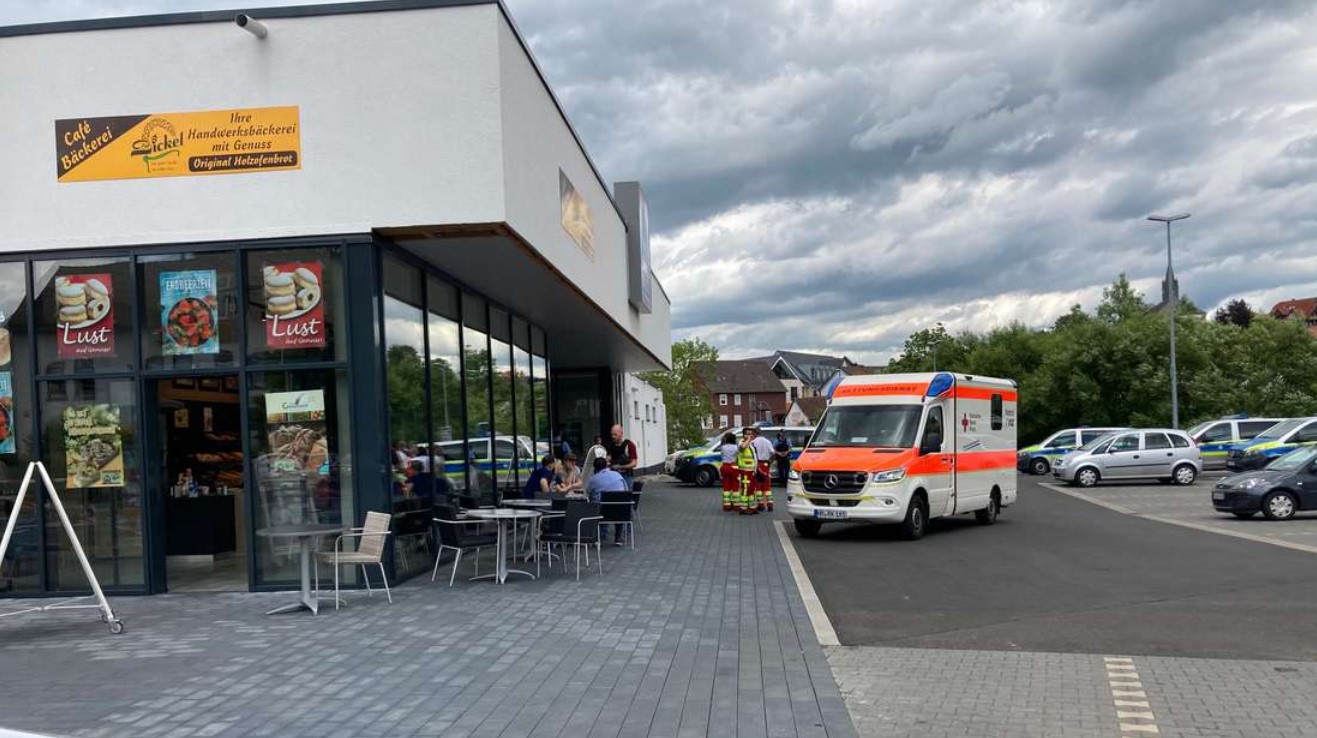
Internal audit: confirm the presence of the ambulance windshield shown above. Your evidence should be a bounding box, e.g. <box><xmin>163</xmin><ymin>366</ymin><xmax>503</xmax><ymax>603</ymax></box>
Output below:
<box><xmin>809</xmin><ymin>405</ymin><xmax>923</xmax><ymax>449</ymax></box>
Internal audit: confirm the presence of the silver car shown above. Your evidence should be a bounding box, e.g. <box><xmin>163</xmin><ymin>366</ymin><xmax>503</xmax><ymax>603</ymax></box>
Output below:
<box><xmin>1051</xmin><ymin>428</ymin><xmax>1201</xmax><ymax>487</ymax></box>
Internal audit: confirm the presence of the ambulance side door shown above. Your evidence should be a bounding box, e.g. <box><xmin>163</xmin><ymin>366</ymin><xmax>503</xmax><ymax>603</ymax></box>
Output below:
<box><xmin>919</xmin><ymin>402</ymin><xmax>955</xmax><ymax>517</ymax></box>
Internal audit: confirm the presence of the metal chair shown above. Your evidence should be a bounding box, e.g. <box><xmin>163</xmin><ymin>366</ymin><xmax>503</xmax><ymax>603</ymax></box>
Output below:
<box><xmin>631</xmin><ymin>480</ymin><xmax>645</xmax><ymax>531</ymax></box>
<box><xmin>313</xmin><ymin>511</ymin><xmax>392</xmax><ymax>611</ymax></box>
<box><xmin>600</xmin><ymin>491</ymin><xmax>636</xmax><ymax>549</ymax></box>
<box><xmin>431</xmin><ymin>505</ymin><xmax>498</xmax><ymax>586</ymax></box>
<box><xmin>538</xmin><ymin>501</ymin><xmax>602</xmax><ymax>580</ymax></box>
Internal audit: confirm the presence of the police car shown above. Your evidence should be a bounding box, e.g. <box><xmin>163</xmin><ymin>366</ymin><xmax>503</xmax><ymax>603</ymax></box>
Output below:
<box><xmin>1225</xmin><ymin>417</ymin><xmax>1317</xmax><ymax>471</ymax></box>
<box><xmin>672</xmin><ymin>425</ymin><xmax>813</xmax><ymax>486</ymax></box>
<box><xmin>1186</xmin><ymin>415</ymin><xmax>1284</xmax><ymax>470</ymax></box>
<box><xmin>1017</xmin><ymin>427</ymin><xmax>1125</xmax><ymax>475</ymax></box>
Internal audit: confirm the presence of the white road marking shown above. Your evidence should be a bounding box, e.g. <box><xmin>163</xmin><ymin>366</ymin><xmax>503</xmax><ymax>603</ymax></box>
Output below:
<box><xmin>1043</xmin><ymin>483</ymin><xmax>1317</xmax><ymax>556</ymax></box>
<box><xmin>1105</xmin><ymin>656</ymin><xmax>1160</xmax><ymax>736</ymax></box>
<box><xmin>774</xmin><ymin>521</ymin><xmax>840</xmax><ymax>647</ymax></box>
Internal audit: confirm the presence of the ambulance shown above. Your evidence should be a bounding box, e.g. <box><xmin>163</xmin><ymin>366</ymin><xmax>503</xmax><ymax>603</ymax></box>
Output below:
<box><xmin>786</xmin><ymin>372</ymin><xmax>1017</xmax><ymax>540</ymax></box>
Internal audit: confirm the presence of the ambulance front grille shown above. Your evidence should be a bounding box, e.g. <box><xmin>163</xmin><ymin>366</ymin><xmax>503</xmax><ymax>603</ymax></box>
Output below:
<box><xmin>801</xmin><ymin>471</ymin><xmax>867</xmax><ymax>494</ymax></box>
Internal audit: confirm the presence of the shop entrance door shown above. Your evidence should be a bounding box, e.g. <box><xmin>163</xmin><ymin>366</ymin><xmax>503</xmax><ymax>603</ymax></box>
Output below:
<box><xmin>145</xmin><ymin>375</ymin><xmax>248</xmax><ymax>592</ymax></box>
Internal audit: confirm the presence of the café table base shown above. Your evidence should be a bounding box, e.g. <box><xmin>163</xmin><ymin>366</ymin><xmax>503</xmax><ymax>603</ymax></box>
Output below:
<box><xmin>266</xmin><ymin>538</ymin><xmax>320</xmax><ymax>615</ymax></box>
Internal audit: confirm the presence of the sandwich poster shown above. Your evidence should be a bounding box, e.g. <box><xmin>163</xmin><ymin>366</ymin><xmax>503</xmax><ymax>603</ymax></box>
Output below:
<box><xmin>160</xmin><ymin>269</ymin><xmax>219</xmax><ymax>355</ymax></box>
<box><xmin>0</xmin><ymin>372</ymin><xmax>14</xmax><ymax>455</ymax></box>
<box><xmin>264</xmin><ymin>390</ymin><xmax>328</xmax><ymax>476</ymax></box>
<box><xmin>55</xmin><ymin>274</ymin><xmax>115</xmax><ymax>359</ymax></box>
<box><xmin>64</xmin><ymin>404</ymin><xmax>125</xmax><ymax>489</ymax></box>
<box><xmin>262</xmin><ymin>262</ymin><xmax>325</xmax><ymax>350</ymax></box>
<box><xmin>56</xmin><ymin>106</ymin><xmax>300</xmax><ymax>183</ymax></box>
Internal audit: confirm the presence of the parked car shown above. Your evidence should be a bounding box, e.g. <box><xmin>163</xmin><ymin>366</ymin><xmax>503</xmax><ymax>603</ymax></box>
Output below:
<box><xmin>1017</xmin><ymin>427</ymin><xmax>1126</xmax><ymax>475</ymax></box>
<box><xmin>673</xmin><ymin>425</ymin><xmax>814</xmax><ymax>487</ymax></box>
<box><xmin>1225</xmin><ymin>417</ymin><xmax>1317</xmax><ymax>472</ymax></box>
<box><xmin>1213</xmin><ymin>445</ymin><xmax>1317</xmax><ymax>520</ymax></box>
<box><xmin>1052</xmin><ymin>429</ymin><xmax>1201</xmax><ymax>487</ymax></box>
<box><xmin>1186</xmin><ymin>416</ymin><xmax>1285</xmax><ymax>470</ymax></box>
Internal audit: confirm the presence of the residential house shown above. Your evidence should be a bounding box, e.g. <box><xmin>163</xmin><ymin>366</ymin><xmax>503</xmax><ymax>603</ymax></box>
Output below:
<box><xmin>697</xmin><ymin>360</ymin><xmax>791</xmax><ymax>432</ymax></box>
<box><xmin>784</xmin><ymin>396</ymin><xmax>828</xmax><ymax>427</ymax></box>
<box><xmin>756</xmin><ymin>351</ymin><xmax>873</xmax><ymax>400</ymax></box>
<box><xmin>1270</xmin><ymin>298</ymin><xmax>1317</xmax><ymax>337</ymax></box>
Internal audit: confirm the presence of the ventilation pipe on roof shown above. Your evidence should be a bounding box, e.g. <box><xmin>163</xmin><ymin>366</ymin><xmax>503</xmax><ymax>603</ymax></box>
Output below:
<box><xmin>235</xmin><ymin>14</ymin><xmax>268</xmax><ymax>39</ymax></box>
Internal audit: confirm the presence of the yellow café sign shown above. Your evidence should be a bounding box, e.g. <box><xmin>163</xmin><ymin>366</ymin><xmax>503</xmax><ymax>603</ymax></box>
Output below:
<box><xmin>56</xmin><ymin>106</ymin><xmax>300</xmax><ymax>183</ymax></box>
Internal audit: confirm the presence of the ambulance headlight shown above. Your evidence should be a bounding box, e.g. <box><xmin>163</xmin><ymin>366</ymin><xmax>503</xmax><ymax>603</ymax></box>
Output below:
<box><xmin>788</xmin><ymin>468</ymin><xmax>801</xmax><ymax>482</ymax></box>
<box><xmin>869</xmin><ymin>469</ymin><xmax>906</xmax><ymax>484</ymax></box>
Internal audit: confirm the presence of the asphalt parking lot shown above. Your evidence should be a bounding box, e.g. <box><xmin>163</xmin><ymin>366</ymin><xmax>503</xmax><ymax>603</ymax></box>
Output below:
<box><xmin>1038</xmin><ymin>469</ymin><xmax>1317</xmax><ymax>553</ymax></box>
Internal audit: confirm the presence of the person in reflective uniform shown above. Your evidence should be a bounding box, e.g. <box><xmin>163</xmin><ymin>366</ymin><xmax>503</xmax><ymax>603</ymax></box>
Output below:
<box><xmin>736</xmin><ymin>428</ymin><xmax>759</xmax><ymax>515</ymax></box>
<box><xmin>750</xmin><ymin>427</ymin><xmax>776</xmax><ymax>512</ymax></box>
<box><xmin>718</xmin><ymin>432</ymin><xmax>738</xmax><ymax>511</ymax></box>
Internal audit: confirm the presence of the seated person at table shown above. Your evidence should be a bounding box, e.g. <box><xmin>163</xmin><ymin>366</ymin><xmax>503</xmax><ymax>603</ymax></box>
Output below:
<box><xmin>408</xmin><ymin>460</ymin><xmax>440</xmax><ymax>505</ymax></box>
<box><xmin>586</xmin><ymin>457</ymin><xmax>628</xmax><ymax>545</ymax></box>
<box><xmin>554</xmin><ymin>452</ymin><xmax>584</xmax><ymax>496</ymax></box>
<box><xmin>522</xmin><ymin>455</ymin><xmax>559</xmax><ymax>499</ymax></box>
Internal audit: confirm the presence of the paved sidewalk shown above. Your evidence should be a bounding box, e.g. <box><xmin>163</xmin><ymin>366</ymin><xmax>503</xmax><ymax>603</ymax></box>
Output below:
<box><xmin>0</xmin><ymin>481</ymin><xmax>856</xmax><ymax>738</ymax></box>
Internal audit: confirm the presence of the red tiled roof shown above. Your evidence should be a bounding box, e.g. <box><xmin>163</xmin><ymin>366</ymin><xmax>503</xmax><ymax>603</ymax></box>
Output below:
<box><xmin>1270</xmin><ymin>298</ymin><xmax>1317</xmax><ymax>320</ymax></box>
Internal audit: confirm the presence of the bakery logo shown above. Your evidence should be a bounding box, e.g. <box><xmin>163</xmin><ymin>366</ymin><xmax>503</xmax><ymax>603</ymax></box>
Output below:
<box><xmin>130</xmin><ymin>118</ymin><xmax>184</xmax><ymax>174</ymax></box>
<box><xmin>55</xmin><ymin>274</ymin><xmax>115</xmax><ymax>359</ymax></box>
<box><xmin>263</xmin><ymin>261</ymin><xmax>325</xmax><ymax>349</ymax></box>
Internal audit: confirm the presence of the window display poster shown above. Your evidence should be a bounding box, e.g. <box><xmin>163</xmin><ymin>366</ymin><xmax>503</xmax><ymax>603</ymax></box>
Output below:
<box><xmin>262</xmin><ymin>261</ymin><xmax>325</xmax><ymax>350</ymax></box>
<box><xmin>64</xmin><ymin>404</ymin><xmax>125</xmax><ymax>488</ymax></box>
<box><xmin>264</xmin><ymin>390</ymin><xmax>328</xmax><ymax>475</ymax></box>
<box><xmin>0</xmin><ymin>304</ymin><xmax>10</xmax><ymax>368</ymax></box>
<box><xmin>0</xmin><ymin>372</ymin><xmax>14</xmax><ymax>455</ymax></box>
<box><xmin>174</xmin><ymin>407</ymin><xmax>189</xmax><ymax>429</ymax></box>
<box><xmin>55</xmin><ymin>274</ymin><xmax>116</xmax><ymax>359</ymax></box>
<box><xmin>160</xmin><ymin>269</ymin><xmax>219</xmax><ymax>355</ymax></box>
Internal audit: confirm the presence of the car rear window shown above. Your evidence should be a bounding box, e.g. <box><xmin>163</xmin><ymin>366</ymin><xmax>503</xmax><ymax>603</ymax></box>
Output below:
<box><xmin>1169</xmin><ymin>433</ymin><xmax>1190</xmax><ymax>448</ymax></box>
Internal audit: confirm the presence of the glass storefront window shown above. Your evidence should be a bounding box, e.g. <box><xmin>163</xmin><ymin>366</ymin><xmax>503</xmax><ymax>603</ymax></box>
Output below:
<box><xmin>532</xmin><ymin>354</ymin><xmax>550</xmax><ymax>457</ymax></box>
<box><xmin>244</xmin><ymin>246</ymin><xmax>346</xmax><ymax>365</ymax></box>
<box><xmin>383</xmin><ymin>258</ymin><xmax>432</xmax><ymax>578</ymax></box>
<box><xmin>461</xmin><ymin>294</ymin><xmax>491</xmax><ymax>501</ymax></box>
<box><xmin>247</xmin><ymin>368</ymin><xmax>353</xmax><ymax>586</ymax></box>
<box><xmin>40</xmin><ymin>377</ymin><xmax>143</xmax><ymax>591</ymax></box>
<box><xmin>33</xmin><ymin>257</ymin><xmax>135</xmax><ymax>375</ymax></box>
<box><xmin>140</xmin><ymin>251</ymin><xmax>240</xmax><ymax>370</ymax></box>
<box><xmin>0</xmin><ymin>262</ymin><xmax>38</xmax><ymax>594</ymax></box>
<box><xmin>428</xmin><ymin>279</ymin><xmax>464</xmax><ymax>494</ymax></box>
<box><xmin>489</xmin><ymin>308</ymin><xmax>517</xmax><ymax>494</ymax></box>
<box><xmin>512</xmin><ymin>317</ymin><xmax>534</xmax><ymax>464</ymax></box>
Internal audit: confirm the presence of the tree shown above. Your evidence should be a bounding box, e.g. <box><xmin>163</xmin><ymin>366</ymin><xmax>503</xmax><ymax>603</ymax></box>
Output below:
<box><xmin>640</xmin><ymin>338</ymin><xmax>719</xmax><ymax>450</ymax></box>
<box><xmin>1096</xmin><ymin>274</ymin><xmax>1145</xmax><ymax>323</ymax></box>
<box><xmin>1213</xmin><ymin>299</ymin><xmax>1255</xmax><ymax>328</ymax></box>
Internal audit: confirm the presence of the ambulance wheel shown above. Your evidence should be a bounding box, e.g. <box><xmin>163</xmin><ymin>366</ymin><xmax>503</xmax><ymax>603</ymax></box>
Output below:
<box><xmin>900</xmin><ymin>496</ymin><xmax>927</xmax><ymax>540</ymax></box>
<box><xmin>694</xmin><ymin>466</ymin><xmax>717</xmax><ymax>488</ymax></box>
<box><xmin>793</xmin><ymin>519</ymin><xmax>822</xmax><ymax>538</ymax></box>
<box><xmin>1029</xmin><ymin>457</ymin><xmax>1049</xmax><ymax>476</ymax></box>
<box><xmin>975</xmin><ymin>493</ymin><xmax>1000</xmax><ymax>525</ymax></box>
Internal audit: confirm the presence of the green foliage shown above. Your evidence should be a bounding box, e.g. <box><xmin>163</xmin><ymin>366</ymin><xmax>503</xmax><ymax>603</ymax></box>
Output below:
<box><xmin>1213</xmin><ymin>298</ymin><xmax>1255</xmax><ymax>328</ymax></box>
<box><xmin>640</xmin><ymin>338</ymin><xmax>719</xmax><ymax>450</ymax></box>
<box><xmin>885</xmin><ymin>275</ymin><xmax>1317</xmax><ymax>444</ymax></box>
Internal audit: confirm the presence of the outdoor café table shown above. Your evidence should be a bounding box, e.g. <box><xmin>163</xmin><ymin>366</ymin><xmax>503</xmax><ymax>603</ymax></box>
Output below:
<box><xmin>502</xmin><ymin>499</ymin><xmax>554</xmax><ymax>560</ymax></box>
<box><xmin>461</xmin><ymin>508</ymin><xmax>540</xmax><ymax>583</ymax></box>
<box><xmin>255</xmin><ymin>524</ymin><xmax>347</xmax><ymax>615</ymax></box>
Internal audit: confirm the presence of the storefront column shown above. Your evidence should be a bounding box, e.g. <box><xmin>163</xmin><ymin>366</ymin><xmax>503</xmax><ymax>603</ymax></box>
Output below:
<box><xmin>344</xmin><ymin>241</ymin><xmax>390</xmax><ymax>549</ymax></box>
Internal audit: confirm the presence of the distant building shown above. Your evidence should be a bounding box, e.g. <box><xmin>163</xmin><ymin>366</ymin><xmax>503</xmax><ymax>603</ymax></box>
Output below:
<box><xmin>1270</xmin><ymin>298</ymin><xmax>1317</xmax><ymax>337</ymax></box>
<box><xmin>784</xmin><ymin>396</ymin><xmax>829</xmax><ymax>427</ymax></box>
<box><xmin>1152</xmin><ymin>268</ymin><xmax>1204</xmax><ymax>316</ymax></box>
<box><xmin>696</xmin><ymin>360</ymin><xmax>791</xmax><ymax>432</ymax></box>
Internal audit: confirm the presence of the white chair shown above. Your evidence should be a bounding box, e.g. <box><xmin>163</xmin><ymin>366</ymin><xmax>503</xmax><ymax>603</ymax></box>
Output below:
<box><xmin>314</xmin><ymin>511</ymin><xmax>392</xmax><ymax>610</ymax></box>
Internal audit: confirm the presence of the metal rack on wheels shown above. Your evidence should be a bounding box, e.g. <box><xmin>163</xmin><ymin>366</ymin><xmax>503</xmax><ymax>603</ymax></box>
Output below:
<box><xmin>0</xmin><ymin>461</ymin><xmax>125</xmax><ymax>634</ymax></box>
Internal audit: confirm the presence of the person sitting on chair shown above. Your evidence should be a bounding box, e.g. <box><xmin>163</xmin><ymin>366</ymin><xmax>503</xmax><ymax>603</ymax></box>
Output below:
<box><xmin>586</xmin><ymin>457</ymin><xmax>628</xmax><ymax>545</ymax></box>
<box><xmin>522</xmin><ymin>455</ymin><xmax>559</xmax><ymax>499</ymax></box>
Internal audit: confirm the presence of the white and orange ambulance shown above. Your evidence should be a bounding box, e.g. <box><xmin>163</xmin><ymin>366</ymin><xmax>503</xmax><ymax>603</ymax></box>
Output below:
<box><xmin>786</xmin><ymin>372</ymin><xmax>1017</xmax><ymax>539</ymax></box>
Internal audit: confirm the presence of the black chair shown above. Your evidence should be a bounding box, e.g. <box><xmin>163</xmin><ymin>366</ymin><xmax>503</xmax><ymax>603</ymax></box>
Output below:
<box><xmin>600</xmin><ymin>491</ymin><xmax>636</xmax><ymax>550</ymax></box>
<box><xmin>430</xmin><ymin>505</ymin><xmax>498</xmax><ymax>587</ymax></box>
<box><xmin>630</xmin><ymin>480</ymin><xmax>645</xmax><ymax>531</ymax></box>
<box><xmin>538</xmin><ymin>501</ymin><xmax>602</xmax><ymax>580</ymax></box>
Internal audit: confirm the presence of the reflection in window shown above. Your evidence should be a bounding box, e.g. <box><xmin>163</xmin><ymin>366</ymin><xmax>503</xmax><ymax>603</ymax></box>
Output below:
<box><xmin>40</xmin><ymin>377</ymin><xmax>143</xmax><ymax>591</ymax></box>
<box><xmin>512</xmin><ymin>318</ymin><xmax>535</xmax><ymax>464</ymax></box>
<box><xmin>383</xmin><ymin>258</ymin><xmax>432</xmax><ymax>578</ymax></box>
<box><xmin>532</xmin><ymin>354</ymin><xmax>550</xmax><ymax>455</ymax></box>
<box><xmin>428</xmin><ymin>279</ymin><xmax>464</xmax><ymax>494</ymax></box>
<box><xmin>462</xmin><ymin>294</ymin><xmax>492</xmax><ymax>501</ymax></box>
<box><xmin>247</xmin><ymin>369</ymin><xmax>352</xmax><ymax>586</ymax></box>
<box><xmin>490</xmin><ymin>308</ymin><xmax>517</xmax><ymax>493</ymax></box>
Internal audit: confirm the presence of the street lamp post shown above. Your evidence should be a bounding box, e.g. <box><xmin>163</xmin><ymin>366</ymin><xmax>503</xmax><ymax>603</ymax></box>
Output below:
<box><xmin>1147</xmin><ymin>212</ymin><xmax>1190</xmax><ymax>429</ymax></box>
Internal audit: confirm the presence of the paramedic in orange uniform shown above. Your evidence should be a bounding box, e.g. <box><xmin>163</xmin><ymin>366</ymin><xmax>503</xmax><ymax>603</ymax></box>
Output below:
<box><xmin>718</xmin><ymin>432</ymin><xmax>738</xmax><ymax>511</ymax></box>
<box><xmin>749</xmin><ymin>427</ymin><xmax>776</xmax><ymax>512</ymax></box>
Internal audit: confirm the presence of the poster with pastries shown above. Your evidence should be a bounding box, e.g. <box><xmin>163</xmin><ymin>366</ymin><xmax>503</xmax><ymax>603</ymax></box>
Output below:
<box><xmin>264</xmin><ymin>389</ymin><xmax>328</xmax><ymax>476</ymax></box>
<box><xmin>160</xmin><ymin>269</ymin><xmax>219</xmax><ymax>355</ymax></box>
<box><xmin>262</xmin><ymin>261</ymin><xmax>325</xmax><ymax>350</ymax></box>
<box><xmin>54</xmin><ymin>273</ymin><xmax>115</xmax><ymax>359</ymax></box>
<box><xmin>0</xmin><ymin>372</ymin><xmax>14</xmax><ymax>455</ymax></box>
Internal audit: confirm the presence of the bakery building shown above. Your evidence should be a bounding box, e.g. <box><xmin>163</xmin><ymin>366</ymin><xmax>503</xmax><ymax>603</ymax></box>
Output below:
<box><xmin>0</xmin><ymin>0</ymin><xmax>671</xmax><ymax>596</ymax></box>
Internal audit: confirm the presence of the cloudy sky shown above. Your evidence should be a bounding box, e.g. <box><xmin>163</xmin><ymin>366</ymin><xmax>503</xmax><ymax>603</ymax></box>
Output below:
<box><xmin>6</xmin><ymin>1</ymin><xmax>1317</xmax><ymax>363</ymax></box>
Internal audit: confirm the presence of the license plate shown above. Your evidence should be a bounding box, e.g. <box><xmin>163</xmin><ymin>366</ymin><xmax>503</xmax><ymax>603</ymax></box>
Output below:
<box><xmin>813</xmin><ymin>509</ymin><xmax>847</xmax><ymax>520</ymax></box>
<box><xmin>1212</xmin><ymin>492</ymin><xmax>1225</xmax><ymax>501</ymax></box>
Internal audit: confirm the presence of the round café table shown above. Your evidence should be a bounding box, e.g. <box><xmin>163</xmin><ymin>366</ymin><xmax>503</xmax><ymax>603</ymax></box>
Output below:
<box><xmin>255</xmin><ymin>524</ymin><xmax>347</xmax><ymax>615</ymax></box>
<box><xmin>502</xmin><ymin>499</ymin><xmax>555</xmax><ymax>560</ymax></box>
<box><xmin>461</xmin><ymin>508</ymin><xmax>540</xmax><ymax>583</ymax></box>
